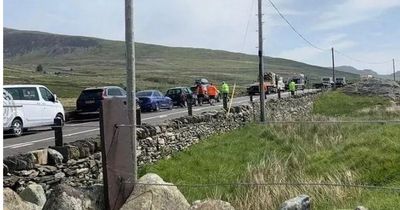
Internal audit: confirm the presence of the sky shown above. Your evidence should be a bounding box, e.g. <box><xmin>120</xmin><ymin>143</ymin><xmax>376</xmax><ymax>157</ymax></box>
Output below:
<box><xmin>4</xmin><ymin>0</ymin><xmax>400</xmax><ymax>74</ymax></box>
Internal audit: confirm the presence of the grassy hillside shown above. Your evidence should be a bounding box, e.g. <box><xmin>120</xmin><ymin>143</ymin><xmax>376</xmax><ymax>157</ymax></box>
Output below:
<box><xmin>140</xmin><ymin>91</ymin><xmax>400</xmax><ymax>209</ymax></box>
<box><xmin>4</xmin><ymin>28</ymin><xmax>359</xmax><ymax>99</ymax></box>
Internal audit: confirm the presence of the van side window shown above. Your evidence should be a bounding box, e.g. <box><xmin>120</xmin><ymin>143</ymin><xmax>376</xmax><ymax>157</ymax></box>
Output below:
<box><xmin>39</xmin><ymin>87</ymin><xmax>53</xmax><ymax>101</ymax></box>
<box><xmin>5</xmin><ymin>87</ymin><xmax>39</xmax><ymax>101</ymax></box>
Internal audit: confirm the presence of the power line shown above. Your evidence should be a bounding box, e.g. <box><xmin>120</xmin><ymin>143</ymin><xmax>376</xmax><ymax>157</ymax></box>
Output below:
<box><xmin>265</xmin><ymin>0</ymin><xmax>329</xmax><ymax>52</ymax></box>
<box><xmin>240</xmin><ymin>0</ymin><xmax>256</xmax><ymax>53</ymax></box>
<box><xmin>334</xmin><ymin>49</ymin><xmax>393</xmax><ymax>65</ymax></box>
<box><xmin>266</xmin><ymin>0</ymin><xmax>395</xmax><ymax>66</ymax></box>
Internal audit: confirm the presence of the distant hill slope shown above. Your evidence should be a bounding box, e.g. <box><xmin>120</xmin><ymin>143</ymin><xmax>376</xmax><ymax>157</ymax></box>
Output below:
<box><xmin>336</xmin><ymin>66</ymin><xmax>378</xmax><ymax>76</ymax></box>
<box><xmin>4</xmin><ymin>28</ymin><xmax>359</xmax><ymax>98</ymax></box>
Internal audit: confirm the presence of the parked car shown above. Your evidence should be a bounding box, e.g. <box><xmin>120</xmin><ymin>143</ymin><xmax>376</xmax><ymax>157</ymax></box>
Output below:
<box><xmin>137</xmin><ymin>90</ymin><xmax>173</xmax><ymax>112</ymax></box>
<box><xmin>166</xmin><ymin>87</ymin><xmax>196</xmax><ymax>107</ymax></box>
<box><xmin>3</xmin><ymin>85</ymin><xmax>65</xmax><ymax>136</ymax></box>
<box><xmin>76</xmin><ymin>86</ymin><xmax>139</xmax><ymax>115</ymax></box>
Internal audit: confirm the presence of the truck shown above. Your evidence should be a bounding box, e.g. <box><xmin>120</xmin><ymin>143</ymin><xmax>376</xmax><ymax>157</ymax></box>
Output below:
<box><xmin>322</xmin><ymin>77</ymin><xmax>334</xmax><ymax>88</ymax></box>
<box><xmin>335</xmin><ymin>77</ymin><xmax>346</xmax><ymax>87</ymax></box>
<box><xmin>286</xmin><ymin>74</ymin><xmax>306</xmax><ymax>90</ymax></box>
<box><xmin>247</xmin><ymin>72</ymin><xmax>277</xmax><ymax>96</ymax></box>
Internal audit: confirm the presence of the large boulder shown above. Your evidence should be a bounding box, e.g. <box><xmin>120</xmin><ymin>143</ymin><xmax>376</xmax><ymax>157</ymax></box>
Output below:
<box><xmin>19</xmin><ymin>183</ymin><xmax>46</xmax><ymax>208</ymax></box>
<box><xmin>42</xmin><ymin>184</ymin><xmax>85</xmax><ymax>210</ymax></box>
<box><xmin>280</xmin><ymin>195</ymin><xmax>311</xmax><ymax>210</ymax></box>
<box><xmin>120</xmin><ymin>173</ymin><xmax>190</xmax><ymax>210</ymax></box>
<box><xmin>3</xmin><ymin>188</ymin><xmax>40</xmax><ymax>210</ymax></box>
<box><xmin>189</xmin><ymin>199</ymin><xmax>235</xmax><ymax>210</ymax></box>
<box><xmin>4</xmin><ymin>153</ymin><xmax>37</xmax><ymax>172</ymax></box>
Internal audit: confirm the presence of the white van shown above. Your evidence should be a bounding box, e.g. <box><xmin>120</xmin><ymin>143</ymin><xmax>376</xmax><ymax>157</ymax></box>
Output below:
<box><xmin>3</xmin><ymin>85</ymin><xmax>65</xmax><ymax>136</ymax></box>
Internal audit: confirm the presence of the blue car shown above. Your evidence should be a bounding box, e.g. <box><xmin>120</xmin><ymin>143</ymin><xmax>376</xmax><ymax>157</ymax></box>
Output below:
<box><xmin>137</xmin><ymin>90</ymin><xmax>173</xmax><ymax>112</ymax></box>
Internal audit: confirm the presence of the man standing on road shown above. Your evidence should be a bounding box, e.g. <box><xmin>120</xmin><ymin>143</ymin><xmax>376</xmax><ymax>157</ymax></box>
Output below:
<box><xmin>220</xmin><ymin>81</ymin><xmax>229</xmax><ymax>100</ymax></box>
<box><xmin>289</xmin><ymin>80</ymin><xmax>296</xmax><ymax>96</ymax></box>
<box><xmin>196</xmin><ymin>84</ymin><xmax>207</xmax><ymax>106</ymax></box>
<box><xmin>207</xmin><ymin>83</ymin><xmax>218</xmax><ymax>106</ymax></box>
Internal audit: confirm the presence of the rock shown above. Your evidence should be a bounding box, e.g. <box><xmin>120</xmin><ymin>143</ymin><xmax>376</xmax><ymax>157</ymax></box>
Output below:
<box><xmin>76</xmin><ymin>168</ymin><xmax>89</xmax><ymax>174</ymax></box>
<box><xmin>3</xmin><ymin>187</ymin><xmax>40</xmax><ymax>210</ymax></box>
<box><xmin>29</xmin><ymin>149</ymin><xmax>48</xmax><ymax>165</ymax></box>
<box><xmin>55</xmin><ymin>172</ymin><xmax>66</xmax><ymax>179</ymax></box>
<box><xmin>4</xmin><ymin>153</ymin><xmax>37</xmax><ymax>172</ymax></box>
<box><xmin>42</xmin><ymin>184</ymin><xmax>84</xmax><ymax>210</ymax></box>
<box><xmin>280</xmin><ymin>195</ymin><xmax>311</xmax><ymax>210</ymax></box>
<box><xmin>47</xmin><ymin>148</ymin><xmax>64</xmax><ymax>165</ymax></box>
<box><xmin>82</xmin><ymin>184</ymin><xmax>104</xmax><ymax>210</ymax></box>
<box><xmin>190</xmin><ymin>199</ymin><xmax>235</xmax><ymax>210</ymax></box>
<box><xmin>4</xmin><ymin>163</ymin><xmax>9</xmax><ymax>174</ymax></box>
<box><xmin>51</xmin><ymin>145</ymin><xmax>80</xmax><ymax>162</ymax></box>
<box><xmin>120</xmin><ymin>173</ymin><xmax>190</xmax><ymax>210</ymax></box>
<box><xmin>37</xmin><ymin>165</ymin><xmax>57</xmax><ymax>174</ymax></box>
<box><xmin>19</xmin><ymin>183</ymin><xmax>46</xmax><ymax>208</ymax></box>
<box><xmin>355</xmin><ymin>206</ymin><xmax>368</xmax><ymax>210</ymax></box>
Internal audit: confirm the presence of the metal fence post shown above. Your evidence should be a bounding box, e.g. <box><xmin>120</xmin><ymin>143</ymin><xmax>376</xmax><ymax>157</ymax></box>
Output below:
<box><xmin>54</xmin><ymin>117</ymin><xmax>63</xmax><ymax>146</ymax></box>
<box><xmin>187</xmin><ymin>97</ymin><xmax>193</xmax><ymax>116</ymax></box>
<box><xmin>136</xmin><ymin>108</ymin><xmax>141</xmax><ymax>126</ymax></box>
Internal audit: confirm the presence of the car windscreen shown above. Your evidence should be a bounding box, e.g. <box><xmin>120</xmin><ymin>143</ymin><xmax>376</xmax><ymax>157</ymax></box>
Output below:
<box><xmin>166</xmin><ymin>89</ymin><xmax>182</xmax><ymax>95</ymax></box>
<box><xmin>78</xmin><ymin>89</ymin><xmax>103</xmax><ymax>100</ymax></box>
<box><xmin>136</xmin><ymin>91</ymin><xmax>153</xmax><ymax>97</ymax></box>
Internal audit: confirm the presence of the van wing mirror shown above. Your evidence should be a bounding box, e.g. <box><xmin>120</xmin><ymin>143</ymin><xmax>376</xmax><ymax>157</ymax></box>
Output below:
<box><xmin>49</xmin><ymin>94</ymin><xmax>57</xmax><ymax>102</ymax></box>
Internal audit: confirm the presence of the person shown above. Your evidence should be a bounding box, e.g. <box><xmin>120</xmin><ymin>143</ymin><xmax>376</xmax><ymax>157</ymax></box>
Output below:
<box><xmin>207</xmin><ymin>83</ymin><xmax>218</xmax><ymax>106</ymax></box>
<box><xmin>196</xmin><ymin>84</ymin><xmax>207</xmax><ymax>106</ymax></box>
<box><xmin>289</xmin><ymin>80</ymin><xmax>296</xmax><ymax>96</ymax></box>
<box><xmin>220</xmin><ymin>81</ymin><xmax>229</xmax><ymax>100</ymax></box>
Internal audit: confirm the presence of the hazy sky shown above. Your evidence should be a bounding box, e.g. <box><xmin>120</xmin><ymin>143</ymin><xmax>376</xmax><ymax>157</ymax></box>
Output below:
<box><xmin>4</xmin><ymin>0</ymin><xmax>400</xmax><ymax>74</ymax></box>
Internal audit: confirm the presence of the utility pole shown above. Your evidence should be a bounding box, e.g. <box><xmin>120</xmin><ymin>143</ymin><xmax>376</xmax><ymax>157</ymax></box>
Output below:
<box><xmin>125</xmin><ymin>0</ymin><xmax>137</xmax><ymax>183</ymax></box>
<box><xmin>393</xmin><ymin>59</ymin><xmax>396</xmax><ymax>81</ymax></box>
<box><xmin>258</xmin><ymin>0</ymin><xmax>266</xmax><ymax>123</ymax></box>
<box><xmin>331</xmin><ymin>47</ymin><xmax>336</xmax><ymax>89</ymax></box>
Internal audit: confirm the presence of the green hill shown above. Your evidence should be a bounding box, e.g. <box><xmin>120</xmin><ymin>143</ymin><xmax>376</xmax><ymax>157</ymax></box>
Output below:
<box><xmin>4</xmin><ymin>28</ymin><xmax>359</xmax><ymax>98</ymax></box>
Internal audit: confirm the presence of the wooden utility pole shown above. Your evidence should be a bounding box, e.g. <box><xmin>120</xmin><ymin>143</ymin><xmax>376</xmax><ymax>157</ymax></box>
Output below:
<box><xmin>331</xmin><ymin>47</ymin><xmax>336</xmax><ymax>89</ymax></box>
<box><xmin>125</xmin><ymin>0</ymin><xmax>137</xmax><ymax>183</ymax></box>
<box><xmin>393</xmin><ymin>59</ymin><xmax>396</xmax><ymax>81</ymax></box>
<box><xmin>258</xmin><ymin>0</ymin><xmax>266</xmax><ymax>123</ymax></box>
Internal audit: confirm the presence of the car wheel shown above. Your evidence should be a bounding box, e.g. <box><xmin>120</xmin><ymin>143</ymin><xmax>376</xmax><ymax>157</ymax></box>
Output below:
<box><xmin>11</xmin><ymin>118</ymin><xmax>23</xmax><ymax>137</ymax></box>
<box><xmin>154</xmin><ymin>103</ymin><xmax>160</xmax><ymax>112</ymax></box>
<box><xmin>168</xmin><ymin>102</ymin><xmax>173</xmax><ymax>110</ymax></box>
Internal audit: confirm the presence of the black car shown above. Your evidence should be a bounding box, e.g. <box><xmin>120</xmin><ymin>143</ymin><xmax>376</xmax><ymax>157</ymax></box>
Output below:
<box><xmin>76</xmin><ymin>86</ymin><xmax>139</xmax><ymax>114</ymax></box>
<box><xmin>165</xmin><ymin>87</ymin><xmax>196</xmax><ymax>107</ymax></box>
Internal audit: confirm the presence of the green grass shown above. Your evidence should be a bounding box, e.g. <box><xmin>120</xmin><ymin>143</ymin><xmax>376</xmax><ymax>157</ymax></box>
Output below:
<box><xmin>140</xmin><ymin>92</ymin><xmax>400</xmax><ymax>209</ymax></box>
<box><xmin>313</xmin><ymin>91</ymin><xmax>390</xmax><ymax>117</ymax></box>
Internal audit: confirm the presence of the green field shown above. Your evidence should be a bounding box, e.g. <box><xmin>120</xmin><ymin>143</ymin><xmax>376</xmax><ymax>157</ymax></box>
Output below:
<box><xmin>140</xmin><ymin>92</ymin><xmax>400</xmax><ymax>209</ymax></box>
<box><xmin>4</xmin><ymin>28</ymin><xmax>359</xmax><ymax>101</ymax></box>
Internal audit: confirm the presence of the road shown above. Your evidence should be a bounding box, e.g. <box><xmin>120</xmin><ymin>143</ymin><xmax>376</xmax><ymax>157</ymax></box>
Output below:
<box><xmin>3</xmin><ymin>90</ymin><xmax>317</xmax><ymax>157</ymax></box>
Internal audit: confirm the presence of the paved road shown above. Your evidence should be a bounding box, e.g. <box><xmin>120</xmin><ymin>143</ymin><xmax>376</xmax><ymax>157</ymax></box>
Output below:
<box><xmin>3</xmin><ymin>90</ymin><xmax>317</xmax><ymax>157</ymax></box>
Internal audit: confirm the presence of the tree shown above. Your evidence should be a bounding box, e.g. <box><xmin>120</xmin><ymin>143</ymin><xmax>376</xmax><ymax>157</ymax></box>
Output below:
<box><xmin>36</xmin><ymin>64</ymin><xmax>43</xmax><ymax>72</ymax></box>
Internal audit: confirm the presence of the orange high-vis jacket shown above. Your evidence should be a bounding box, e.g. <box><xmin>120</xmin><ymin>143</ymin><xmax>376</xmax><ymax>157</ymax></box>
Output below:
<box><xmin>207</xmin><ymin>85</ymin><xmax>218</xmax><ymax>96</ymax></box>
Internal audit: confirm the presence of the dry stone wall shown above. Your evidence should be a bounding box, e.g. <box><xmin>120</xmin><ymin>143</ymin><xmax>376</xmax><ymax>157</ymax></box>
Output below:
<box><xmin>3</xmin><ymin>91</ymin><xmax>320</xmax><ymax>196</ymax></box>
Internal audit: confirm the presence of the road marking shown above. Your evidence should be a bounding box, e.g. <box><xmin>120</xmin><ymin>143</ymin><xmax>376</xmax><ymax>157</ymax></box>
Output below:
<box><xmin>4</xmin><ymin>142</ymin><xmax>34</xmax><ymax>149</ymax></box>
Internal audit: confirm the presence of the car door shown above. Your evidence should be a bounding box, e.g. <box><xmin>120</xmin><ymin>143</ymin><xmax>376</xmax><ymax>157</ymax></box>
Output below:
<box><xmin>39</xmin><ymin>87</ymin><xmax>59</xmax><ymax>124</ymax></box>
<box><xmin>152</xmin><ymin>91</ymin><xmax>163</xmax><ymax>107</ymax></box>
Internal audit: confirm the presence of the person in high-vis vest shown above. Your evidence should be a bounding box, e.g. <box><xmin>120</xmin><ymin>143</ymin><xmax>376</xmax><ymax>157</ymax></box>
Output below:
<box><xmin>220</xmin><ymin>81</ymin><xmax>229</xmax><ymax>100</ymax></box>
<box><xmin>207</xmin><ymin>83</ymin><xmax>218</xmax><ymax>106</ymax></box>
<box><xmin>289</xmin><ymin>81</ymin><xmax>296</xmax><ymax>96</ymax></box>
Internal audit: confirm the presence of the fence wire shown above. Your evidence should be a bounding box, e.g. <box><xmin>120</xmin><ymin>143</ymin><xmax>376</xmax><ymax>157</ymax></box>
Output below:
<box><xmin>120</xmin><ymin>180</ymin><xmax>400</xmax><ymax>192</ymax></box>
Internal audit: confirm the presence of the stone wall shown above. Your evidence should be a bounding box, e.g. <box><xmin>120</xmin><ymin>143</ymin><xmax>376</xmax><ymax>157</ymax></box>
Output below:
<box><xmin>3</xmin><ymin>91</ymin><xmax>320</xmax><ymax>196</ymax></box>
